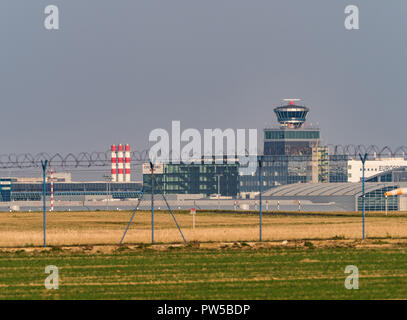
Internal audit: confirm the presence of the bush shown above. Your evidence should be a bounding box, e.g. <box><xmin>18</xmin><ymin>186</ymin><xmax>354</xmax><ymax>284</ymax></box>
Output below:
<box><xmin>304</xmin><ymin>241</ymin><xmax>315</xmax><ymax>249</ymax></box>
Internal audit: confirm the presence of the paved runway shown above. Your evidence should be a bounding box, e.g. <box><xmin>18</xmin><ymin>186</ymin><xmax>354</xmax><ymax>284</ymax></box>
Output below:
<box><xmin>0</xmin><ymin>199</ymin><xmax>347</xmax><ymax>212</ymax></box>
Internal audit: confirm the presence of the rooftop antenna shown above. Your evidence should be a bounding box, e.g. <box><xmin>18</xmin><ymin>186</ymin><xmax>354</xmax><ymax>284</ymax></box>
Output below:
<box><xmin>282</xmin><ymin>98</ymin><xmax>301</xmax><ymax>105</ymax></box>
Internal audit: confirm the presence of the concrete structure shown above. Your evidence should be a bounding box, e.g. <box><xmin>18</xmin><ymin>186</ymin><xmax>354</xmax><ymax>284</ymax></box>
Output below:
<box><xmin>111</xmin><ymin>144</ymin><xmax>131</xmax><ymax>182</ymax></box>
<box><xmin>240</xmin><ymin>99</ymin><xmax>321</xmax><ymax>196</ymax></box>
<box><xmin>261</xmin><ymin>182</ymin><xmax>406</xmax><ymax>211</ymax></box>
<box><xmin>347</xmin><ymin>157</ymin><xmax>407</xmax><ymax>182</ymax></box>
<box><xmin>111</xmin><ymin>145</ymin><xmax>117</xmax><ymax>182</ymax></box>
<box><xmin>240</xmin><ymin>99</ymin><xmax>348</xmax><ymax>196</ymax></box>
<box><xmin>125</xmin><ymin>144</ymin><xmax>131</xmax><ymax>182</ymax></box>
<box><xmin>318</xmin><ymin>146</ymin><xmax>329</xmax><ymax>183</ymax></box>
<box><xmin>117</xmin><ymin>144</ymin><xmax>124</xmax><ymax>182</ymax></box>
<box><xmin>143</xmin><ymin>99</ymin><xmax>350</xmax><ymax>199</ymax></box>
<box><xmin>366</xmin><ymin>166</ymin><xmax>407</xmax><ymax>183</ymax></box>
<box><xmin>6</xmin><ymin>172</ymin><xmax>72</xmax><ymax>184</ymax></box>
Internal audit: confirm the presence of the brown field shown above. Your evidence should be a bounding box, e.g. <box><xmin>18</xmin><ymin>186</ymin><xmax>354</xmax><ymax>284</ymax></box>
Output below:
<box><xmin>0</xmin><ymin>210</ymin><xmax>407</xmax><ymax>247</ymax></box>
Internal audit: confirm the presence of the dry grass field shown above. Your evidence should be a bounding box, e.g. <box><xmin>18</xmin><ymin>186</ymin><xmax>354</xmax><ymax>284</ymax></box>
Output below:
<box><xmin>1</xmin><ymin>210</ymin><xmax>406</xmax><ymax>299</ymax></box>
<box><xmin>0</xmin><ymin>210</ymin><xmax>406</xmax><ymax>247</ymax></box>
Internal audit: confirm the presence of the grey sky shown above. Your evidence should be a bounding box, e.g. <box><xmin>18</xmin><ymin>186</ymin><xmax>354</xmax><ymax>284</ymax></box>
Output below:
<box><xmin>1</xmin><ymin>0</ymin><xmax>406</xmax><ymax>154</ymax></box>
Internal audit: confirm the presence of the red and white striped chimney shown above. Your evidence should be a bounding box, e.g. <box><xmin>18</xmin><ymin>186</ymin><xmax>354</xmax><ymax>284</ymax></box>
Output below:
<box><xmin>111</xmin><ymin>145</ymin><xmax>117</xmax><ymax>182</ymax></box>
<box><xmin>117</xmin><ymin>144</ymin><xmax>124</xmax><ymax>182</ymax></box>
<box><xmin>125</xmin><ymin>144</ymin><xmax>131</xmax><ymax>182</ymax></box>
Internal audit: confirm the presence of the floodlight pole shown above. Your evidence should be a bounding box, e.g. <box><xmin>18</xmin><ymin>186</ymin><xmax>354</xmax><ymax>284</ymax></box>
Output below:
<box><xmin>258</xmin><ymin>156</ymin><xmax>263</xmax><ymax>242</ymax></box>
<box><xmin>119</xmin><ymin>191</ymin><xmax>145</xmax><ymax>245</ymax></box>
<box><xmin>150</xmin><ymin>161</ymin><xmax>154</xmax><ymax>244</ymax></box>
<box><xmin>359</xmin><ymin>153</ymin><xmax>367</xmax><ymax>240</ymax></box>
<box><xmin>120</xmin><ymin>162</ymin><xmax>186</xmax><ymax>245</ymax></box>
<box><xmin>151</xmin><ymin>174</ymin><xmax>187</xmax><ymax>243</ymax></box>
<box><xmin>41</xmin><ymin>160</ymin><xmax>48</xmax><ymax>248</ymax></box>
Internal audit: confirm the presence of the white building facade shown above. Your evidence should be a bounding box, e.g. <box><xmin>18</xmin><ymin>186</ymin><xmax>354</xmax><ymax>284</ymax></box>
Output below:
<box><xmin>347</xmin><ymin>157</ymin><xmax>407</xmax><ymax>182</ymax></box>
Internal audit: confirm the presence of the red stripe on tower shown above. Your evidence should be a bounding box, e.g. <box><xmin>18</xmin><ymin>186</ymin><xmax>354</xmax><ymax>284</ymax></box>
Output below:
<box><xmin>125</xmin><ymin>144</ymin><xmax>131</xmax><ymax>182</ymax></box>
<box><xmin>111</xmin><ymin>145</ymin><xmax>117</xmax><ymax>182</ymax></box>
<box><xmin>117</xmin><ymin>144</ymin><xmax>124</xmax><ymax>182</ymax></box>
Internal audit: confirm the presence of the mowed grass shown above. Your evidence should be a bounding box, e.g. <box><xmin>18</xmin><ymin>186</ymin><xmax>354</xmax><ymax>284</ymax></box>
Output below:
<box><xmin>1</xmin><ymin>210</ymin><xmax>407</xmax><ymax>246</ymax></box>
<box><xmin>0</xmin><ymin>246</ymin><xmax>406</xmax><ymax>299</ymax></box>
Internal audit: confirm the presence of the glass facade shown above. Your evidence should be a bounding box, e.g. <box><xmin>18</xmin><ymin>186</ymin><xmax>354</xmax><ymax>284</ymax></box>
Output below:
<box><xmin>265</xmin><ymin>130</ymin><xmax>320</xmax><ymax>140</ymax></box>
<box><xmin>264</xmin><ymin>129</ymin><xmax>320</xmax><ymax>157</ymax></box>
<box><xmin>5</xmin><ymin>182</ymin><xmax>142</xmax><ymax>201</ymax></box>
<box><xmin>274</xmin><ymin>109</ymin><xmax>308</xmax><ymax>122</ymax></box>
<box><xmin>264</xmin><ymin>141</ymin><xmax>317</xmax><ymax>156</ymax></box>
<box><xmin>239</xmin><ymin>154</ymin><xmax>315</xmax><ymax>193</ymax></box>
<box><xmin>357</xmin><ymin>185</ymin><xmax>399</xmax><ymax>211</ymax></box>
<box><xmin>273</xmin><ymin>105</ymin><xmax>309</xmax><ymax>128</ymax></box>
<box><xmin>0</xmin><ymin>179</ymin><xmax>11</xmax><ymax>202</ymax></box>
<box><xmin>366</xmin><ymin>167</ymin><xmax>407</xmax><ymax>183</ymax></box>
<box><xmin>240</xmin><ymin>124</ymin><xmax>352</xmax><ymax>193</ymax></box>
<box><xmin>329</xmin><ymin>155</ymin><xmax>349</xmax><ymax>183</ymax></box>
<box><xmin>238</xmin><ymin>127</ymin><xmax>323</xmax><ymax>193</ymax></box>
<box><xmin>143</xmin><ymin>163</ymin><xmax>239</xmax><ymax>196</ymax></box>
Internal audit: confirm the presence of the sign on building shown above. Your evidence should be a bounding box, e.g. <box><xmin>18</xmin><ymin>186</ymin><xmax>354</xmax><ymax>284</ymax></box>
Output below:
<box><xmin>142</xmin><ymin>163</ymin><xmax>164</xmax><ymax>174</ymax></box>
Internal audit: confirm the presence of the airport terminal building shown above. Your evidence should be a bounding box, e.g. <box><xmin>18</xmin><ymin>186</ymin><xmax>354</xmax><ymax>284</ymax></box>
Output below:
<box><xmin>139</xmin><ymin>100</ymin><xmax>404</xmax><ymax>209</ymax></box>
<box><xmin>2</xmin><ymin>100</ymin><xmax>407</xmax><ymax>212</ymax></box>
<box><xmin>142</xmin><ymin>158</ymin><xmax>239</xmax><ymax>197</ymax></box>
<box><xmin>261</xmin><ymin>182</ymin><xmax>402</xmax><ymax>212</ymax></box>
<box><xmin>1</xmin><ymin>176</ymin><xmax>142</xmax><ymax>202</ymax></box>
<box><xmin>239</xmin><ymin>100</ymin><xmax>348</xmax><ymax>197</ymax></box>
<box><xmin>258</xmin><ymin>167</ymin><xmax>407</xmax><ymax>212</ymax></box>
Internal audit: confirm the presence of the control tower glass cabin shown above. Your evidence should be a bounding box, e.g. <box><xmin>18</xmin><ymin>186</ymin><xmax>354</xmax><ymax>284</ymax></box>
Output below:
<box><xmin>264</xmin><ymin>100</ymin><xmax>320</xmax><ymax>156</ymax></box>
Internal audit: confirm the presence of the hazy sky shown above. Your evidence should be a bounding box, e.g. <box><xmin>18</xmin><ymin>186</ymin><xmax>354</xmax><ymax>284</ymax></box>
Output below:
<box><xmin>1</xmin><ymin>0</ymin><xmax>406</xmax><ymax>154</ymax></box>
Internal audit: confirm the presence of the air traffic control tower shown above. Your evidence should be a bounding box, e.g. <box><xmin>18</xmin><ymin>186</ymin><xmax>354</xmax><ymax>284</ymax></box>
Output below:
<box><xmin>240</xmin><ymin>99</ymin><xmax>344</xmax><ymax>195</ymax></box>
<box><xmin>263</xmin><ymin>99</ymin><xmax>321</xmax><ymax>184</ymax></box>
<box><xmin>264</xmin><ymin>99</ymin><xmax>320</xmax><ymax>156</ymax></box>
